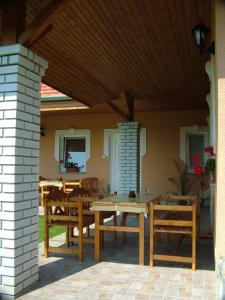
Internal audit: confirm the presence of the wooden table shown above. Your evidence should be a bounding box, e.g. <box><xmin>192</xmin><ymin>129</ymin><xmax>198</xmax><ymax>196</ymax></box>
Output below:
<box><xmin>92</xmin><ymin>194</ymin><xmax>160</xmax><ymax>265</ymax></box>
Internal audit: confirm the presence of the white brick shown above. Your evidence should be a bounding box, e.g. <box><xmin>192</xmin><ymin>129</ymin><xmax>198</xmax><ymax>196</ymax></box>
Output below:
<box><xmin>2</xmin><ymin>218</ymin><xmax>31</xmax><ymax>230</ymax></box>
<box><xmin>2</xmin><ymin>235</ymin><xmax>30</xmax><ymax>248</ymax></box>
<box><xmin>24</xmin><ymin>122</ymin><xmax>40</xmax><ymax>133</ymax></box>
<box><xmin>0</xmin><ymin>192</ymin><xmax>23</xmax><ymax>202</ymax></box>
<box><xmin>3</xmin><ymin>183</ymin><xmax>31</xmax><ymax>193</ymax></box>
<box><xmin>23</xmin><ymin>224</ymin><xmax>37</xmax><ymax>236</ymax></box>
<box><xmin>0</xmin><ymin>65</ymin><xmax>19</xmax><ymax>75</ymax></box>
<box><xmin>4</xmin><ymin>92</ymin><xmax>17</xmax><ymax>101</ymax></box>
<box><xmin>23</xmin><ymin>273</ymin><xmax>38</xmax><ymax>289</ymax></box>
<box><xmin>2</xmin><ymin>252</ymin><xmax>31</xmax><ymax>268</ymax></box>
<box><xmin>0</xmin><ymin>119</ymin><xmax>17</xmax><ymax>128</ymax></box>
<box><xmin>3</xmin><ymin>147</ymin><xmax>31</xmax><ymax>157</ymax></box>
<box><xmin>23</xmin><ymin>191</ymin><xmax>38</xmax><ymax>200</ymax></box>
<box><xmin>24</xmin><ymin>104</ymin><xmax>39</xmax><ymax>115</ymax></box>
<box><xmin>23</xmin><ymin>257</ymin><xmax>37</xmax><ymax>272</ymax></box>
<box><xmin>0</xmin><ymin>174</ymin><xmax>23</xmax><ymax>183</ymax></box>
<box><xmin>0</xmin><ymin>229</ymin><xmax>22</xmax><ymax>239</ymax></box>
<box><xmin>3</xmin><ymin>165</ymin><xmax>31</xmax><ymax>173</ymax></box>
<box><xmin>23</xmin><ymin>157</ymin><xmax>38</xmax><ymax>166</ymax></box>
<box><xmin>0</xmin><ymin>246</ymin><xmax>23</xmax><ymax>258</ymax></box>
<box><xmin>2</xmin><ymin>201</ymin><xmax>31</xmax><ymax>212</ymax></box>
<box><xmin>23</xmin><ymin>207</ymin><xmax>38</xmax><ymax>218</ymax></box>
<box><xmin>23</xmin><ymin>140</ymin><xmax>39</xmax><ymax>149</ymax></box>
<box><xmin>0</xmin><ymin>156</ymin><xmax>18</xmax><ymax>164</ymax></box>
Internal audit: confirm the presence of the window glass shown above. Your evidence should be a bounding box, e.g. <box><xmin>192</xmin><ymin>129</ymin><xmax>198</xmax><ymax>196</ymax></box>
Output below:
<box><xmin>186</xmin><ymin>134</ymin><xmax>204</xmax><ymax>170</ymax></box>
<box><xmin>64</xmin><ymin>138</ymin><xmax>86</xmax><ymax>172</ymax></box>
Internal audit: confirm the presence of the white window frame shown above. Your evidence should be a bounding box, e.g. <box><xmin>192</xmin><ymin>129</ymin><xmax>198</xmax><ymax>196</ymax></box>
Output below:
<box><xmin>55</xmin><ymin>129</ymin><xmax>90</xmax><ymax>173</ymax></box>
<box><xmin>180</xmin><ymin>125</ymin><xmax>209</xmax><ymax>173</ymax></box>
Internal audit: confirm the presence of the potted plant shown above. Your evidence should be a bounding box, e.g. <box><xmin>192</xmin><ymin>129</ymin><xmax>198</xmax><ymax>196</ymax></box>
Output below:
<box><xmin>204</xmin><ymin>146</ymin><xmax>216</xmax><ymax>182</ymax></box>
<box><xmin>59</xmin><ymin>152</ymin><xmax>84</xmax><ymax>172</ymax></box>
<box><xmin>168</xmin><ymin>159</ymin><xmax>196</xmax><ymax>195</ymax></box>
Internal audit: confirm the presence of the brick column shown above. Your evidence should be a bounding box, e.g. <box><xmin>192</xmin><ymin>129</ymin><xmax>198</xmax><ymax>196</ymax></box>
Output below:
<box><xmin>118</xmin><ymin>122</ymin><xmax>140</xmax><ymax>194</ymax></box>
<box><xmin>0</xmin><ymin>44</ymin><xmax>47</xmax><ymax>298</ymax></box>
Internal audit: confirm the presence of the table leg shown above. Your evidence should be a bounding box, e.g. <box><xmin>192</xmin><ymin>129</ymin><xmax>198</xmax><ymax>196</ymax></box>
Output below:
<box><xmin>139</xmin><ymin>212</ymin><xmax>145</xmax><ymax>265</ymax></box>
<box><xmin>121</xmin><ymin>212</ymin><xmax>128</xmax><ymax>241</ymax></box>
<box><xmin>95</xmin><ymin>211</ymin><xmax>100</xmax><ymax>262</ymax></box>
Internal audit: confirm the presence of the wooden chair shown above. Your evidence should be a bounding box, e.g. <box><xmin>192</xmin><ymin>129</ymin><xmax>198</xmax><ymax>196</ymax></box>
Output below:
<box><xmin>63</xmin><ymin>180</ymin><xmax>81</xmax><ymax>193</ymax></box>
<box><xmin>44</xmin><ymin>190</ymin><xmax>95</xmax><ymax>261</ymax></box>
<box><xmin>67</xmin><ymin>191</ymin><xmax>117</xmax><ymax>245</ymax></box>
<box><xmin>81</xmin><ymin>177</ymin><xmax>98</xmax><ymax>193</ymax></box>
<box><xmin>150</xmin><ymin>194</ymin><xmax>199</xmax><ymax>271</ymax></box>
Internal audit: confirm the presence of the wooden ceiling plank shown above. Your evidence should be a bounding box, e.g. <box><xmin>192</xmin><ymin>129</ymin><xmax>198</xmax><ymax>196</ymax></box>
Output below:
<box><xmin>19</xmin><ymin>0</ymin><xmax>70</xmax><ymax>47</ymax></box>
<box><xmin>34</xmin><ymin>43</ymin><xmax>112</xmax><ymax>101</ymax></box>
<box><xmin>101</xmin><ymin>0</ymin><xmax>154</xmax><ymax>91</ymax></box>
<box><xmin>84</xmin><ymin>0</ymin><xmax>153</xmax><ymax>91</ymax></box>
<box><xmin>63</xmin><ymin>1</ymin><xmax>136</xmax><ymax>93</ymax></box>
<box><xmin>121</xmin><ymin>0</ymin><xmax>160</xmax><ymax>92</ymax></box>
<box><xmin>144</xmin><ymin>1</ymin><xmax>178</xmax><ymax>101</ymax></box>
<box><xmin>1</xmin><ymin>0</ymin><xmax>26</xmax><ymax>45</ymax></box>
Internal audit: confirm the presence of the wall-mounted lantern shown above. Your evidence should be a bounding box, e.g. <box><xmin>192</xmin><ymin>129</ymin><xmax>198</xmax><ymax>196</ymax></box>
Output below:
<box><xmin>192</xmin><ymin>22</ymin><xmax>215</xmax><ymax>55</ymax></box>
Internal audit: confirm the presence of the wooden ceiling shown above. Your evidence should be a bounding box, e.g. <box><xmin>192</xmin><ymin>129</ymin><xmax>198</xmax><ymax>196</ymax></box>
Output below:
<box><xmin>1</xmin><ymin>0</ymin><xmax>212</xmax><ymax>111</ymax></box>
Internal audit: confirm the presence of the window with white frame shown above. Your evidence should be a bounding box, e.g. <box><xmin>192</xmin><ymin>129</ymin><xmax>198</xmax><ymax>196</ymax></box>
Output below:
<box><xmin>55</xmin><ymin>129</ymin><xmax>90</xmax><ymax>173</ymax></box>
<box><xmin>180</xmin><ymin>126</ymin><xmax>208</xmax><ymax>173</ymax></box>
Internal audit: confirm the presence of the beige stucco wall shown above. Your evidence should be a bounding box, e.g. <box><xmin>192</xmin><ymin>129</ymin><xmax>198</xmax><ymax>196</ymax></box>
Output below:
<box><xmin>40</xmin><ymin>109</ymin><xmax>208</xmax><ymax>195</ymax></box>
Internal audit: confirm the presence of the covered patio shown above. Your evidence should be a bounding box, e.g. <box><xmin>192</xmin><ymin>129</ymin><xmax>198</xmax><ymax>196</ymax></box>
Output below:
<box><xmin>0</xmin><ymin>0</ymin><xmax>225</xmax><ymax>299</ymax></box>
<box><xmin>18</xmin><ymin>210</ymin><xmax>216</xmax><ymax>299</ymax></box>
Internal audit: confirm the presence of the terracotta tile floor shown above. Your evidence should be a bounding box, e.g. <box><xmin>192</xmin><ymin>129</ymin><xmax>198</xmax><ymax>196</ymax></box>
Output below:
<box><xmin>18</xmin><ymin>210</ymin><xmax>216</xmax><ymax>300</ymax></box>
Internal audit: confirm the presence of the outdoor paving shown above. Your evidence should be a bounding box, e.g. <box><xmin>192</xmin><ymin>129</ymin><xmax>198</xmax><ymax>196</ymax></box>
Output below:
<box><xmin>17</xmin><ymin>210</ymin><xmax>216</xmax><ymax>300</ymax></box>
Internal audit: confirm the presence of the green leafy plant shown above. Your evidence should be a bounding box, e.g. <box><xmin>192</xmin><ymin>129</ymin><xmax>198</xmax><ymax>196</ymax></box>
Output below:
<box><xmin>168</xmin><ymin>159</ymin><xmax>196</xmax><ymax>195</ymax></box>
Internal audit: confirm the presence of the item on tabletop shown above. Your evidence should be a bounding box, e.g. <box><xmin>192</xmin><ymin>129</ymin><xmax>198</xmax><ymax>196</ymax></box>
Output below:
<box><xmin>128</xmin><ymin>191</ymin><xmax>136</xmax><ymax>198</ymax></box>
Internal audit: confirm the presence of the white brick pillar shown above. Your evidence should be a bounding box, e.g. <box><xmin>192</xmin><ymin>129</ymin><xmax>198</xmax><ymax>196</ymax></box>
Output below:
<box><xmin>118</xmin><ymin>122</ymin><xmax>140</xmax><ymax>194</ymax></box>
<box><xmin>0</xmin><ymin>44</ymin><xmax>47</xmax><ymax>298</ymax></box>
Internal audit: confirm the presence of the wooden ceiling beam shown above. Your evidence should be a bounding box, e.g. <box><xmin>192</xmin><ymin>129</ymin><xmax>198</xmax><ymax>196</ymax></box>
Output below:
<box><xmin>107</xmin><ymin>101</ymin><xmax>128</xmax><ymax>121</ymax></box>
<box><xmin>18</xmin><ymin>0</ymin><xmax>70</xmax><ymax>47</ymax></box>
<box><xmin>123</xmin><ymin>92</ymin><xmax>134</xmax><ymax>122</ymax></box>
<box><xmin>1</xmin><ymin>0</ymin><xmax>26</xmax><ymax>45</ymax></box>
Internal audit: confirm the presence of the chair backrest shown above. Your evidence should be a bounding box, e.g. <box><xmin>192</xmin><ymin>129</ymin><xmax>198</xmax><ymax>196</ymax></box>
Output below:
<box><xmin>163</xmin><ymin>194</ymin><xmax>200</xmax><ymax>217</ymax></box>
<box><xmin>67</xmin><ymin>187</ymin><xmax>89</xmax><ymax>198</ymax></box>
<box><xmin>46</xmin><ymin>189</ymin><xmax>67</xmax><ymax>215</ymax></box>
<box><xmin>63</xmin><ymin>180</ymin><xmax>81</xmax><ymax>193</ymax></box>
<box><xmin>150</xmin><ymin>195</ymin><xmax>198</xmax><ymax>234</ymax></box>
<box><xmin>81</xmin><ymin>177</ymin><xmax>98</xmax><ymax>193</ymax></box>
<box><xmin>45</xmin><ymin>198</ymin><xmax>83</xmax><ymax>224</ymax></box>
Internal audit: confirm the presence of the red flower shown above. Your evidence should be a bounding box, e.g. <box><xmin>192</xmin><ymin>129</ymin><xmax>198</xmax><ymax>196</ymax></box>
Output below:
<box><xmin>59</xmin><ymin>160</ymin><xmax>64</xmax><ymax>164</ymax></box>
<box><xmin>204</xmin><ymin>146</ymin><xmax>214</xmax><ymax>156</ymax></box>
<box><xmin>193</xmin><ymin>165</ymin><xmax>204</xmax><ymax>176</ymax></box>
<box><xmin>193</xmin><ymin>154</ymin><xmax>201</xmax><ymax>164</ymax></box>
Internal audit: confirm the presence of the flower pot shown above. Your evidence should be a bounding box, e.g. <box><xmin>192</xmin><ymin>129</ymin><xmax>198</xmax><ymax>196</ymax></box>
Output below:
<box><xmin>66</xmin><ymin>167</ymin><xmax>79</xmax><ymax>172</ymax></box>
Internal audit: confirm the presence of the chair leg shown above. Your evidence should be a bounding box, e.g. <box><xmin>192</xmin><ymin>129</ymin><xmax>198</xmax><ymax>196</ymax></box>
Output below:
<box><xmin>87</xmin><ymin>226</ymin><xmax>90</xmax><ymax>237</ymax></box>
<box><xmin>121</xmin><ymin>212</ymin><xmax>128</xmax><ymax>241</ymax></box>
<box><xmin>66</xmin><ymin>227</ymin><xmax>70</xmax><ymax>247</ymax></box>
<box><xmin>113</xmin><ymin>212</ymin><xmax>117</xmax><ymax>241</ymax></box>
<box><xmin>100</xmin><ymin>213</ymin><xmax>104</xmax><ymax>249</ymax></box>
<box><xmin>44</xmin><ymin>224</ymin><xmax>49</xmax><ymax>258</ymax></box>
<box><xmin>150</xmin><ymin>204</ymin><xmax>154</xmax><ymax>267</ymax></box>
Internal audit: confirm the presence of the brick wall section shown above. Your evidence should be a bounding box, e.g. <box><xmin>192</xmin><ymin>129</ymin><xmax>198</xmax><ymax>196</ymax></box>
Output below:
<box><xmin>0</xmin><ymin>44</ymin><xmax>47</xmax><ymax>298</ymax></box>
<box><xmin>118</xmin><ymin>122</ymin><xmax>140</xmax><ymax>194</ymax></box>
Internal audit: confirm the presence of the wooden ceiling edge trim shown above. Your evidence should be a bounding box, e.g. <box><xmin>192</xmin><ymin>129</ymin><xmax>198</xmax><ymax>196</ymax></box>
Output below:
<box><xmin>107</xmin><ymin>101</ymin><xmax>128</xmax><ymax>121</ymax></box>
<box><xmin>18</xmin><ymin>0</ymin><xmax>70</xmax><ymax>47</ymax></box>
